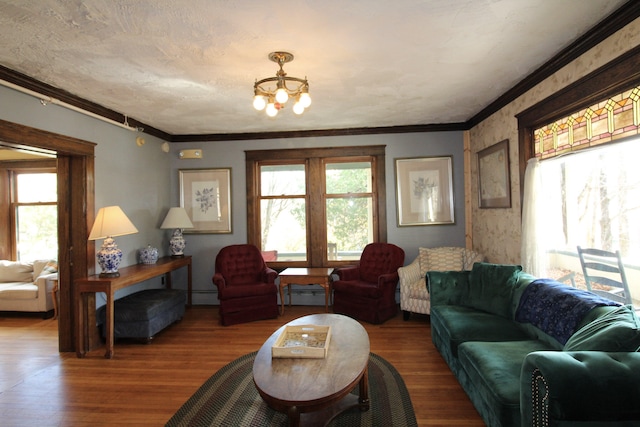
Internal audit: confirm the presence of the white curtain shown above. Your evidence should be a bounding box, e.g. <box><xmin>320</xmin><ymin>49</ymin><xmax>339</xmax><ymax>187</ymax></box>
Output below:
<box><xmin>520</xmin><ymin>157</ymin><xmax>547</xmax><ymax>277</ymax></box>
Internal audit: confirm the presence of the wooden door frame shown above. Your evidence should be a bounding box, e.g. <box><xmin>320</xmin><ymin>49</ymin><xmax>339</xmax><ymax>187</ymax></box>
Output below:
<box><xmin>0</xmin><ymin>119</ymin><xmax>95</xmax><ymax>352</ymax></box>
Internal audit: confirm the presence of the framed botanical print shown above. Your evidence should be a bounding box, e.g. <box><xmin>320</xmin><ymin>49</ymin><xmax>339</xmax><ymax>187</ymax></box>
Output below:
<box><xmin>179</xmin><ymin>168</ymin><xmax>232</xmax><ymax>233</ymax></box>
<box><xmin>395</xmin><ymin>156</ymin><xmax>455</xmax><ymax>226</ymax></box>
<box><xmin>477</xmin><ymin>139</ymin><xmax>511</xmax><ymax>208</ymax></box>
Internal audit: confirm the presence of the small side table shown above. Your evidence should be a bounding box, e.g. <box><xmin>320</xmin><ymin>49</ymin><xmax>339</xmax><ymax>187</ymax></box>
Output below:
<box><xmin>279</xmin><ymin>267</ymin><xmax>334</xmax><ymax>315</ymax></box>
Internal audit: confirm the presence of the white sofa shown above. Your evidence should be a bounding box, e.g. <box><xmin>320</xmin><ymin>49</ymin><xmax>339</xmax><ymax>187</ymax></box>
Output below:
<box><xmin>398</xmin><ymin>247</ymin><xmax>484</xmax><ymax>320</ymax></box>
<box><xmin>0</xmin><ymin>260</ymin><xmax>58</xmax><ymax>316</ymax></box>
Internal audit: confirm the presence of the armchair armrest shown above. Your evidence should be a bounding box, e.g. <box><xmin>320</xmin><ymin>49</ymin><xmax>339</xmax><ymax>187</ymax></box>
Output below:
<box><xmin>212</xmin><ymin>273</ymin><xmax>226</xmax><ymax>291</ymax></box>
<box><xmin>377</xmin><ymin>271</ymin><xmax>400</xmax><ymax>289</ymax></box>
<box><xmin>262</xmin><ymin>267</ymin><xmax>278</xmax><ymax>284</ymax></box>
<box><xmin>335</xmin><ymin>266</ymin><xmax>360</xmax><ymax>281</ymax></box>
<box><xmin>521</xmin><ymin>351</ymin><xmax>640</xmax><ymax>425</ymax></box>
<box><xmin>34</xmin><ymin>272</ymin><xmax>57</xmax><ymax>292</ymax></box>
<box><xmin>398</xmin><ymin>257</ymin><xmax>422</xmax><ymax>287</ymax></box>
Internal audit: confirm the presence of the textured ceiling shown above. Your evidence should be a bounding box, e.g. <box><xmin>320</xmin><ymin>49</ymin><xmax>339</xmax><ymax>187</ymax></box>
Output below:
<box><xmin>0</xmin><ymin>0</ymin><xmax>629</xmax><ymax>136</ymax></box>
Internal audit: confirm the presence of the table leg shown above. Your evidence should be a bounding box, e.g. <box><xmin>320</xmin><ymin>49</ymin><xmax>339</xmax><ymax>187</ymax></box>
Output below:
<box><xmin>187</xmin><ymin>261</ymin><xmax>193</xmax><ymax>306</ymax></box>
<box><xmin>359</xmin><ymin>365</ymin><xmax>370</xmax><ymax>411</ymax></box>
<box><xmin>76</xmin><ymin>291</ymin><xmax>87</xmax><ymax>358</ymax></box>
<box><xmin>323</xmin><ymin>282</ymin><xmax>330</xmax><ymax>312</ymax></box>
<box><xmin>104</xmin><ymin>292</ymin><xmax>115</xmax><ymax>359</ymax></box>
<box><xmin>287</xmin><ymin>406</ymin><xmax>301</xmax><ymax>427</ymax></box>
<box><xmin>279</xmin><ymin>281</ymin><xmax>286</xmax><ymax>315</ymax></box>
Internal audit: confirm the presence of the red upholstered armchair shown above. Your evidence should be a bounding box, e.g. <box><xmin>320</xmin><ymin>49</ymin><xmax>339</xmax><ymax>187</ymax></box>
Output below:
<box><xmin>212</xmin><ymin>244</ymin><xmax>279</xmax><ymax>326</ymax></box>
<box><xmin>333</xmin><ymin>243</ymin><xmax>405</xmax><ymax>324</ymax></box>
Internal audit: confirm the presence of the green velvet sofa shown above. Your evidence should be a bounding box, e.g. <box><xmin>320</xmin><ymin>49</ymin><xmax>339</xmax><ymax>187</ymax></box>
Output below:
<box><xmin>428</xmin><ymin>262</ymin><xmax>640</xmax><ymax>427</ymax></box>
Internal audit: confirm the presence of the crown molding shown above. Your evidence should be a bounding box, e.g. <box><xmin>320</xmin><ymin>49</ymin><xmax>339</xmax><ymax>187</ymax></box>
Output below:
<box><xmin>170</xmin><ymin>123</ymin><xmax>469</xmax><ymax>143</ymax></box>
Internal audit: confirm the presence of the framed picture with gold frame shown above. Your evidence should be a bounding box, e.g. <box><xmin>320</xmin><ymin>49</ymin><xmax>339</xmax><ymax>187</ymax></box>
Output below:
<box><xmin>395</xmin><ymin>156</ymin><xmax>455</xmax><ymax>226</ymax></box>
<box><xmin>477</xmin><ymin>139</ymin><xmax>511</xmax><ymax>208</ymax></box>
<box><xmin>179</xmin><ymin>168</ymin><xmax>232</xmax><ymax>233</ymax></box>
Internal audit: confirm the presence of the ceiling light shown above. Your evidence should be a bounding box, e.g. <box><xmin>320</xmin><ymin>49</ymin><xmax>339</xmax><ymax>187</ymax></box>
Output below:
<box><xmin>253</xmin><ymin>52</ymin><xmax>311</xmax><ymax>117</ymax></box>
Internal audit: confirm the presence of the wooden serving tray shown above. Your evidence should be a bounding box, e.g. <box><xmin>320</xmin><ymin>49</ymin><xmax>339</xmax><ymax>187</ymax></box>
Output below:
<box><xmin>272</xmin><ymin>325</ymin><xmax>332</xmax><ymax>358</ymax></box>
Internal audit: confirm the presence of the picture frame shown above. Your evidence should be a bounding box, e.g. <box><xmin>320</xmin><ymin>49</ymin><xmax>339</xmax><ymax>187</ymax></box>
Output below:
<box><xmin>179</xmin><ymin>168</ymin><xmax>232</xmax><ymax>233</ymax></box>
<box><xmin>395</xmin><ymin>156</ymin><xmax>455</xmax><ymax>226</ymax></box>
<box><xmin>477</xmin><ymin>139</ymin><xmax>511</xmax><ymax>208</ymax></box>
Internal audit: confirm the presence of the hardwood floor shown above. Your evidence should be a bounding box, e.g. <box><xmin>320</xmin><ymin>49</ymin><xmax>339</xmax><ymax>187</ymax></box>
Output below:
<box><xmin>0</xmin><ymin>306</ymin><xmax>484</xmax><ymax>426</ymax></box>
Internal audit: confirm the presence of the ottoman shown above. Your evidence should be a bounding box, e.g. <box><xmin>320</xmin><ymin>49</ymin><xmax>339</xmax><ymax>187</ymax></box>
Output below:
<box><xmin>97</xmin><ymin>288</ymin><xmax>186</xmax><ymax>342</ymax></box>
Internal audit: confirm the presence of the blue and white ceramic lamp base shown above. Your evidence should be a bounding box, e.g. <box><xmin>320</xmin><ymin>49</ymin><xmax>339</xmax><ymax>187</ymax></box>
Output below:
<box><xmin>96</xmin><ymin>237</ymin><xmax>123</xmax><ymax>277</ymax></box>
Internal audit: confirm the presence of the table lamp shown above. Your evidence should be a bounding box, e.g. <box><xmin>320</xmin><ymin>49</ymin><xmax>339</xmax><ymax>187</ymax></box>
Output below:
<box><xmin>160</xmin><ymin>207</ymin><xmax>194</xmax><ymax>257</ymax></box>
<box><xmin>88</xmin><ymin>206</ymin><xmax>139</xmax><ymax>277</ymax></box>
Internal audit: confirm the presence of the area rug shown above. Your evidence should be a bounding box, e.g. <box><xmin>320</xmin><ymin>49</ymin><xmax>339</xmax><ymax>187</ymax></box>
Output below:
<box><xmin>166</xmin><ymin>352</ymin><xmax>418</xmax><ymax>427</ymax></box>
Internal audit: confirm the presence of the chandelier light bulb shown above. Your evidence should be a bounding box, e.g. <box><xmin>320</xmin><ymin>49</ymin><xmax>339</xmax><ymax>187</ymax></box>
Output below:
<box><xmin>293</xmin><ymin>101</ymin><xmax>305</xmax><ymax>115</ymax></box>
<box><xmin>266</xmin><ymin>102</ymin><xmax>278</xmax><ymax>117</ymax></box>
<box><xmin>253</xmin><ymin>52</ymin><xmax>310</xmax><ymax>117</ymax></box>
<box><xmin>299</xmin><ymin>92</ymin><xmax>312</xmax><ymax>108</ymax></box>
<box><xmin>253</xmin><ymin>95</ymin><xmax>266</xmax><ymax>111</ymax></box>
<box><xmin>275</xmin><ymin>87</ymin><xmax>289</xmax><ymax>104</ymax></box>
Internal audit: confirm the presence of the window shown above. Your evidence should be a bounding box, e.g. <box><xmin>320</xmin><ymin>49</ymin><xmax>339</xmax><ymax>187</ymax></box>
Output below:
<box><xmin>519</xmin><ymin>75</ymin><xmax>640</xmax><ymax>306</ymax></box>
<box><xmin>246</xmin><ymin>146</ymin><xmax>386</xmax><ymax>267</ymax></box>
<box><xmin>537</xmin><ymin>139</ymin><xmax>640</xmax><ymax>261</ymax></box>
<box><xmin>11</xmin><ymin>171</ymin><xmax>58</xmax><ymax>261</ymax></box>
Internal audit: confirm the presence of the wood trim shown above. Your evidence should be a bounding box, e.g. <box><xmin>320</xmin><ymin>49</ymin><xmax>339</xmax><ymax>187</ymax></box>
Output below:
<box><xmin>0</xmin><ymin>118</ymin><xmax>96</xmax><ymax>156</ymax></box>
<box><xmin>516</xmin><ymin>45</ymin><xmax>640</xmax><ymax>129</ymax></box>
<box><xmin>0</xmin><ymin>119</ymin><xmax>95</xmax><ymax>353</ymax></box>
<box><xmin>245</xmin><ymin>145</ymin><xmax>386</xmax><ymax>161</ymax></box>
<box><xmin>0</xmin><ymin>65</ymin><xmax>170</xmax><ymax>141</ymax></box>
<box><xmin>516</xmin><ymin>43</ymin><xmax>640</xmax><ymax>211</ymax></box>
<box><xmin>245</xmin><ymin>146</ymin><xmax>387</xmax><ymax>267</ymax></box>
<box><xmin>463</xmin><ymin>131</ymin><xmax>472</xmax><ymax>249</ymax></box>
<box><xmin>171</xmin><ymin>123</ymin><xmax>468</xmax><ymax>142</ymax></box>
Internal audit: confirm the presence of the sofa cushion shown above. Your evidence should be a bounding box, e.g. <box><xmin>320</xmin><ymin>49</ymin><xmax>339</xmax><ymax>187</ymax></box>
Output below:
<box><xmin>431</xmin><ymin>305</ymin><xmax>531</xmax><ymax>357</ymax></box>
<box><xmin>427</xmin><ymin>270</ymin><xmax>472</xmax><ymax>306</ymax></box>
<box><xmin>564</xmin><ymin>304</ymin><xmax>640</xmax><ymax>352</ymax></box>
<box><xmin>0</xmin><ymin>260</ymin><xmax>34</xmax><ymax>283</ymax></box>
<box><xmin>458</xmin><ymin>340</ymin><xmax>555</xmax><ymax>427</ymax></box>
<box><xmin>419</xmin><ymin>247</ymin><xmax>464</xmax><ymax>277</ymax></box>
<box><xmin>0</xmin><ymin>282</ymin><xmax>38</xmax><ymax>299</ymax></box>
<box><xmin>468</xmin><ymin>262</ymin><xmax>523</xmax><ymax>318</ymax></box>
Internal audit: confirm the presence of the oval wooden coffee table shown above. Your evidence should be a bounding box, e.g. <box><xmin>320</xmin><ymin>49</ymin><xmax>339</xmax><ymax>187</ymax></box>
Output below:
<box><xmin>253</xmin><ymin>313</ymin><xmax>370</xmax><ymax>427</ymax></box>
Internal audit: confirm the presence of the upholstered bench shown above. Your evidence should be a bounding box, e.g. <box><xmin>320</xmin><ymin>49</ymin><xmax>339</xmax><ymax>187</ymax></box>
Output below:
<box><xmin>96</xmin><ymin>288</ymin><xmax>186</xmax><ymax>342</ymax></box>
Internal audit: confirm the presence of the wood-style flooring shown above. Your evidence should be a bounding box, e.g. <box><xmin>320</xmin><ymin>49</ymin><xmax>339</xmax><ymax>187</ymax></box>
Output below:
<box><xmin>0</xmin><ymin>306</ymin><xmax>484</xmax><ymax>426</ymax></box>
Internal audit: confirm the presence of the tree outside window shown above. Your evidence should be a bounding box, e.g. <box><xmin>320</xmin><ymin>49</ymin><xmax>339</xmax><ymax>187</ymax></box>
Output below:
<box><xmin>13</xmin><ymin>172</ymin><xmax>58</xmax><ymax>261</ymax></box>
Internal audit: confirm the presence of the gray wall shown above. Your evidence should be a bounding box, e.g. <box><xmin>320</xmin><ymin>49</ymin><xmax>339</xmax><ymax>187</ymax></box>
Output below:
<box><xmin>0</xmin><ymin>85</ymin><xmax>172</xmax><ymax>304</ymax></box>
<box><xmin>168</xmin><ymin>132</ymin><xmax>465</xmax><ymax>304</ymax></box>
<box><xmin>1</xmin><ymin>84</ymin><xmax>465</xmax><ymax>306</ymax></box>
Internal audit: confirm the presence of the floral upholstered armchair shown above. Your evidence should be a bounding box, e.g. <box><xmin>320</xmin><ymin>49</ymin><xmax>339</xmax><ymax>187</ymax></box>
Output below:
<box><xmin>398</xmin><ymin>247</ymin><xmax>484</xmax><ymax>320</ymax></box>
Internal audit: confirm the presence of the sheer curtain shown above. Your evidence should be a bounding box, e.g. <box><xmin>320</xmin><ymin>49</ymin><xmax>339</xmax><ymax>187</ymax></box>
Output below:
<box><xmin>520</xmin><ymin>157</ymin><xmax>547</xmax><ymax>277</ymax></box>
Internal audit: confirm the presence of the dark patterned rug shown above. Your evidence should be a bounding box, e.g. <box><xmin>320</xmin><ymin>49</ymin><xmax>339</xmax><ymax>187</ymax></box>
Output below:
<box><xmin>166</xmin><ymin>352</ymin><xmax>417</xmax><ymax>427</ymax></box>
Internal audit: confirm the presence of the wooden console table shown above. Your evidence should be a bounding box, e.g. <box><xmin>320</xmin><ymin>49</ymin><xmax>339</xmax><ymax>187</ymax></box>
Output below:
<box><xmin>75</xmin><ymin>256</ymin><xmax>192</xmax><ymax>359</ymax></box>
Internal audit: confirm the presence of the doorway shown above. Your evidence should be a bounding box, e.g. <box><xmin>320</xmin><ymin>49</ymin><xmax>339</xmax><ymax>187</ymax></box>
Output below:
<box><xmin>0</xmin><ymin>118</ymin><xmax>95</xmax><ymax>352</ymax></box>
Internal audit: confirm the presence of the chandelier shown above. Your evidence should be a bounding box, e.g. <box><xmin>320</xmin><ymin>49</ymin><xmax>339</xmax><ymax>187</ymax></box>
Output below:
<box><xmin>253</xmin><ymin>51</ymin><xmax>311</xmax><ymax>117</ymax></box>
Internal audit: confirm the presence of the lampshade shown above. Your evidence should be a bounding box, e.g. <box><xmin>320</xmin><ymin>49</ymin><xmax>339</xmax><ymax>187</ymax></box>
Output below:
<box><xmin>160</xmin><ymin>207</ymin><xmax>194</xmax><ymax>229</ymax></box>
<box><xmin>88</xmin><ymin>206</ymin><xmax>138</xmax><ymax>240</ymax></box>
